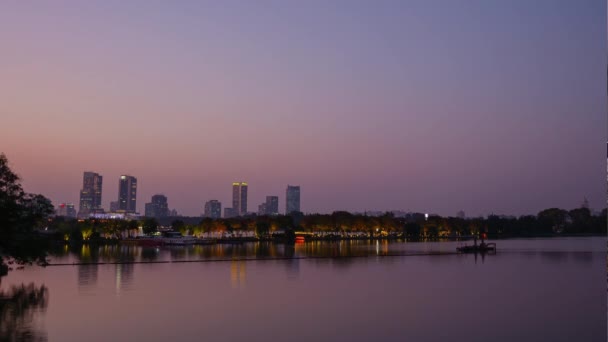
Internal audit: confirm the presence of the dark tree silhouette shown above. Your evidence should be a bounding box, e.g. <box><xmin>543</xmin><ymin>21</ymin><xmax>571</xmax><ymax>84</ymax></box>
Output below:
<box><xmin>0</xmin><ymin>154</ymin><xmax>54</xmax><ymax>274</ymax></box>
<box><xmin>141</xmin><ymin>218</ymin><xmax>158</xmax><ymax>235</ymax></box>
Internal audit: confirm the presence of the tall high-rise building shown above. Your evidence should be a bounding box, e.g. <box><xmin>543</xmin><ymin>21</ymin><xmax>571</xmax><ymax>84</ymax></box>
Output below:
<box><xmin>286</xmin><ymin>185</ymin><xmax>300</xmax><ymax>214</ymax></box>
<box><xmin>145</xmin><ymin>194</ymin><xmax>169</xmax><ymax>218</ymax></box>
<box><xmin>204</xmin><ymin>200</ymin><xmax>222</xmax><ymax>219</ymax></box>
<box><xmin>232</xmin><ymin>182</ymin><xmax>248</xmax><ymax>216</ymax></box>
<box><xmin>79</xmin><ymin>171</ymin><xmax>103</xmax><ymax>217</ymax></box>
<box><xmin>118</xmin><ymin>175</ymin><xmax>137</xmax><ymax>213</ymax></box>
<box><xmin>265</xmin><ymin>196</ymin><xmax>279</xmax><ymax>215</ymax></box>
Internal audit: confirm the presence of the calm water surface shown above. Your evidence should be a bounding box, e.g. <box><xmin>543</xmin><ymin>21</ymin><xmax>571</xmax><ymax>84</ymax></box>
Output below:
<box><xmin>1</xmin><ymin>237</ymin><xmax>605</xmax><ymax>342</ymax></box>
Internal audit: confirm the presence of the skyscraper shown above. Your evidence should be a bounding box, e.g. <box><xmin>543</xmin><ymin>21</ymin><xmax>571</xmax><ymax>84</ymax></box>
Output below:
<box><xmin>145</xmin><ymin>194</ymin><xmax>169</xmax><ymax>218</ymax></box>
<box><xmin>265</xmin><ymin>196</ymin><xmax>279</xmax><ymax>215</ymax></box>
<box><xmin>204</xmin><ymin>200</ymin><xmax>222</xmax><ymax>219</ymax></box>
<box><xmin>286</xmin><ymin>185</ymin><xmax>300</xmax><ymax>214</ymax></box>
<box><xmin>232</xmin><ymin>182</ymin><xmax>248</xmax><ymax>216</ymax></box>
<box><xmin>79</xmin><ymin>171</ymin><xmax>103</xmax><ymax>218</ymax></box>
<box><xmin>118</xmin><ymin>175</ymin><xmax>137</xmax><ymax>213</ymax></box>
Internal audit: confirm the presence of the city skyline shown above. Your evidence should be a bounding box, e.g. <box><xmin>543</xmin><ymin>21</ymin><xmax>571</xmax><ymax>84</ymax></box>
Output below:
<box><xmin>0</xmin><ymin>2</ymin><xmax>604</xmax><ymax>342</ymax></box>
<box><xmin>69</xmin><ymin>171</ymin><xmax>305</xmax><ymax>217</ymax></box>
<box><xmin>0</xmin><ymin>1</ymin><xmax>604</xmax><ymax>217</ymax></box>
<box><xmin>20</xmin><ymin>164</ymin><xmax>607</xmax><ymax>217</ymax></box>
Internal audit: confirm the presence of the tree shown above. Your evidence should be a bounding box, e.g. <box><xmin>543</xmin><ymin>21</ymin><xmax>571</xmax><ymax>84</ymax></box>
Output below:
<box><xmin>200</xmin><ymin>218</ymin><xmax>214</xmax><ymax>236</ymax></box>
<box><xmin>538</xmin><ymin>208</ymin><xmax>568</xmax><ymax>234</ymax></box>
<box><xmin>255</xmin><ymin>221</ymin><xmax>270</xmax><ymax>237</ymax></box>
<box><xmin>142</xmin><ymin>218</ymin><xmax>158</xmax><ymax>235</ymax></box>
<box><xmin>171</xmin><ymin>220</ymin><xmax>185</xmax><ymax>231</ymax></box>
<box><xmin>567</xmin><ymin>207</ymin><xmax>592</xmax><ymax>234</ymax></box>
<box><xmin>0</xmin><ymin>154</ymin><xmax>54</xmax><ymax>273</ymax></box>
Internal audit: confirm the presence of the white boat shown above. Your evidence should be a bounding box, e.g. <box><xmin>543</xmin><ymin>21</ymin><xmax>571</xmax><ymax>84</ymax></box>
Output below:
<box><xmin>161</xmin><ymin>231</ymin><xmax>196</xmax><ymax>245</ymax></box>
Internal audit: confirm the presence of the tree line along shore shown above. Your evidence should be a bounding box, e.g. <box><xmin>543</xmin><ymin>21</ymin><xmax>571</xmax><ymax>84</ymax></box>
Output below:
<box><xmin>48</xmin><ymin>206</ymin><xmax>605</xmax><ymax>243</ymax></box>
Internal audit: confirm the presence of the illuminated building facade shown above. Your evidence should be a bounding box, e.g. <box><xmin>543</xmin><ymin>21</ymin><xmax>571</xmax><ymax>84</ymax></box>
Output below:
<box><xmin>79</xmin><ymin>171</ymin><xmax>103</xmax><ymax>218</ymax></box>
<box><xmin>232</xmin><ymin>182</ymin><xmax>248</xmax><ymax>216</ymax></box>
<box><xmin>118</xmin><ymin>175</ymin><xmax>137</xmax><ymax>213</ymax></box>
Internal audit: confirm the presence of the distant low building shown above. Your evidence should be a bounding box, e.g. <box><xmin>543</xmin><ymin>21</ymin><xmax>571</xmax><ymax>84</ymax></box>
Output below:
<box><xmin>56</xmin><ymin>203</ymin><xmax>77</xmax><ymax>218</ymax></box>
<box><xmin>258</xmin><ymin>203</ymin><xmax>267</xmax><ymax>216</ymax></box>
<box><xmin>110</xmin><ymin>201</ymin><xmax>120</xmax><ymax>212</ymax></box>
<box><xmin>224</xmin><ymin>207</ymin><xmax>237</xmax><ymax>219</ymax></box>
<box><xmin>144</xmin><ymin>194</ymin><xmax>169</xmax><ymax>218</ymax></box>
<box><xmin>265</xmin><ymin>196</ymin><xmax>279</xmax><ymax>215</ymax></box>
<box><xmin>204</xmin><ymin>200</ymin><xmax>222</xmax><ymax>219</ymax></box>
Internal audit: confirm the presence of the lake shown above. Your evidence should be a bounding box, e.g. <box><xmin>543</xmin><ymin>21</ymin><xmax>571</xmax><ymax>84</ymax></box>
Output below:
<box><xmin>1</xmin><ymin>237</ymin><xmax>605</xmax><ymax>342</ymax></box>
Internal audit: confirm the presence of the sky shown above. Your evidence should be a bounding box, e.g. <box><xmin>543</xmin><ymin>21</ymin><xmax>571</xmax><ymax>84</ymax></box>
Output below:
<box><xmin>0</xmin><ymin>0</ymin><xmax>605</xmax><ymax>217</ymax></box>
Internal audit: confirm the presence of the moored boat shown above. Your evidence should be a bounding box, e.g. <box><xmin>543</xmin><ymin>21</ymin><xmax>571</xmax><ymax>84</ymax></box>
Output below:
<box><xmin>161</xmin><ymin>231</ymin><xmax>196</xmax><ymax>245</ymax></box>
<box><xmin>457</xmin><ymin>233</ymin><xmax>496</xmax><ymax>253</ymax></box>
<box><xmin>122</xmin><ymin>236</ymin><xmax>163</xmax><ymax>246</ymax></box>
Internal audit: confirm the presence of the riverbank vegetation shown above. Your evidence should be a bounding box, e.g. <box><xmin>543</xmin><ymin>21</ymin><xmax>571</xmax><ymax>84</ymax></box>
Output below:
<box><xmin>47</xmin><ymin>205</ymin><xmax>606</xmax><ymax>243</ymax></box>
<box><xmin>0</xmin><ymin>154</ymin><xmax>54</xmax><ymax>275</ymax></box>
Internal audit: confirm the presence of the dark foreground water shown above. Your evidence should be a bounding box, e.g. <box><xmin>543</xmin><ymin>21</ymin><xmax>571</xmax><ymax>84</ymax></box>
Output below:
<box><xmin>1</xmin><ymin>237</ymin><xmax>605</xmax><ymax>342</ymax></box>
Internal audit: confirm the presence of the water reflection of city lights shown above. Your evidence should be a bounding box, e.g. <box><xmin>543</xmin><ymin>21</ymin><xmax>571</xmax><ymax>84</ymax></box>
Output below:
<box><xmin>230</xmin><ymin>260</ymin><xmax>246</xmax><ymax>289</ymax></box>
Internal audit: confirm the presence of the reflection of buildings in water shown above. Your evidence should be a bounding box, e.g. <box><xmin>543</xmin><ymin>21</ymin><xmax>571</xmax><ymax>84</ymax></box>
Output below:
<box><xmin>76</xmin><ymin>244</ymin><xmax>100</xmax><ymax>289</ymax></box>
<box><xmin>230</xmin><ymin>260</ymin><xmax>246</xmax><ymax>289</ymax></box>
<box><xmin>540</xmin><ymin>251</ymin><xmax>567</xmax><ymax>263</ymax></box>
<box><xmin>78</xmin><ymin>264</ymin><xmax>98</xmax><ymax>288</ymax></box>
<box><xmin>571</xmin><ymin>251</ymin><xmax>593</xmax><ymax>264</ymax></box>
<box><xmin>115</xmin><ymin>263</ymin><xmax>135</xmax><ymax>294</ymax></box>
<box><xmin>284</xmin><ymin>258</ymin><xmax>300</xmax><ymax>279</ymax></box>
<box><xmin>283</xmin><ymin>245</ymin><xmax>300</xmax><ymax>279</ymax></box>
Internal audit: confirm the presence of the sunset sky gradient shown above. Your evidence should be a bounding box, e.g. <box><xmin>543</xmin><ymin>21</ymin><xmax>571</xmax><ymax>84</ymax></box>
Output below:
<box><xmin>0</xmin><ymin>0</ymin><xmax>605</xmax><ymax>216</ymax></box>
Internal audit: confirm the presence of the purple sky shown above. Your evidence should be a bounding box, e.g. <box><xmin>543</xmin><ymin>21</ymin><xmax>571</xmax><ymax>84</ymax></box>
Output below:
<box><xmin>0</xmin><ymin>0</ymin><xmax>605</xmax><ymax>216</ymax></box>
